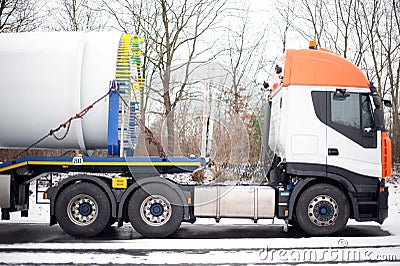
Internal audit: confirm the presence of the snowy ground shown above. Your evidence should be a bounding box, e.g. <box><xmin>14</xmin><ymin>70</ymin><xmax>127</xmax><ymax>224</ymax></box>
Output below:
<box><xmin>0</xmin><ymin>179</ymin><xmax>399</xmax><ymax>265</ymax></box>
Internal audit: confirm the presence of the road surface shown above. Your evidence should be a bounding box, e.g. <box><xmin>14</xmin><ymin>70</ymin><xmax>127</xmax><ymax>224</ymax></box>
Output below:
<box><xmin>0</xmin><ymin>182</ymin><xmax>399</xmax><ymax>264</ymax></box>
<box><xmin>0</xmin><ymin>222</ymin><xmax>399</xmax><ymax>265</ymax></box>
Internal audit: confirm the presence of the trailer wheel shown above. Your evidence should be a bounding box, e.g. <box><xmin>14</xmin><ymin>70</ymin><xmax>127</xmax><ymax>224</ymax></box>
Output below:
<box><xmin>295</xmin><ymin>183</ymin><xmax>349</xmax><ymax>236</ymax></box>
<box><xmin>55</xmin><ymin>182</ymin><xmax>111</xmax><ymax>237</ymax></box>
<box><xmin>128</xmin><ymin>183</ymin><xmax>183</xmax><ymax>238</ymax></box>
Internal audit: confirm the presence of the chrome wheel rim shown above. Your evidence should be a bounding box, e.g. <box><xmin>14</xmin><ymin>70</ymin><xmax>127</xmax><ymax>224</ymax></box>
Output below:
<box><xmin>140</xmin><ymin>195</ymin><xmax>172</xmax><ymax>226</ymax></box>
<box><xmin>308</xmin><ymin>194</ymin><xmax>339</xmax><ymax>226</ymax></box>
<box><xmin>67</xmin><ymin>194</ymin><xmax>98</xmax><ymax>226</ymax></box>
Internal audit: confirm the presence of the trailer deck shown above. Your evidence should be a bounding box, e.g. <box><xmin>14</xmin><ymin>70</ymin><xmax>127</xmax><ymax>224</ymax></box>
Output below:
<box><xmin>0</xmin><ymin>156</ymin><xmax>204</xmax><ymax>177</ymax></box>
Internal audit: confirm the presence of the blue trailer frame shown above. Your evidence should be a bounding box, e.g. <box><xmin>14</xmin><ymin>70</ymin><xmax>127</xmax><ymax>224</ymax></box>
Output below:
<box><xmin>0</xmin><ymin>156</ymin><xmax>204</xmax><ymax>176</ymax></box>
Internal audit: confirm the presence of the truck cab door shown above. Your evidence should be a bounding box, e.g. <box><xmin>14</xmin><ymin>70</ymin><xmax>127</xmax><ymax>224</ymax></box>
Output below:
<box><xmin>325</xmin><ymin>91</ymin><xmax>381</xmax><ymax>177</ymax></box>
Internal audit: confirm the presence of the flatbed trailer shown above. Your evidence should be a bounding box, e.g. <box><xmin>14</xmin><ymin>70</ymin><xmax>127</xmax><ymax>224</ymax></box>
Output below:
<box><xmin>0</xmin><ymin>155</ymin><xmax>205</xmax><ymax>237</ymax></box>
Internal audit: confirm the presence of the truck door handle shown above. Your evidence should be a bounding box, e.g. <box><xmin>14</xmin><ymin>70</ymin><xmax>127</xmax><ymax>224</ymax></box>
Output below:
<box><xmin>328</xmin><ymin>148</ymin><xmax>339</xmax><ymax>156</ymax></box>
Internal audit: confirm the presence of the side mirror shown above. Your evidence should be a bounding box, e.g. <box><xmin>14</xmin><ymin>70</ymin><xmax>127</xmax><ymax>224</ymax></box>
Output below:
<box><xmin>275</xmin><ymin>65</ymin><xmax>282</xmax><ymax>74</ymax></box>
<box><xmin>333</xmin><ymin>89</ymin><xmax>350</xmax><ymax>101</ymax></box>
<box><xmin>373</xmin><ymin>109</ymin><xmax>384</xmax><ymax>130</ymax></box>
<box><xmin>383</xmin><ymin>99</ymin><xmax>392</xmax><ymax>108</ymax></box>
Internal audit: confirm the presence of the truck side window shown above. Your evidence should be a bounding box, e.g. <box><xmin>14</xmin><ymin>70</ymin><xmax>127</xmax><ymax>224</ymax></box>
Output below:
<box><xmin>312</xmin><ymin>91</ymin><xmax>377</xmax><ymax>148</ymax></box>
<box><xmin>361</xmin><ymin>95</ymin><xmax>374</xmax><ymax>129</ymax></box>
<box><xmin>331</xmin><ymin>93</ymin><xmax>360</xmax><ymax>129</ymax></box>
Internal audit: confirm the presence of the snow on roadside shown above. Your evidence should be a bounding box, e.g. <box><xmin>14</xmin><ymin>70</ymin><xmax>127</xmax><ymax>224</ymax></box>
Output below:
<box><xmin>382</xmin><ymin>182</ymin><xmax>400</xmax><ymax>235</ymax></box>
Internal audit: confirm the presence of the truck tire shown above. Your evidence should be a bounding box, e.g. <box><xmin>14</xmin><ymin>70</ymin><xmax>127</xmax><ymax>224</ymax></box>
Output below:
<box><xmin>55</xmin><ymin>182</ymin><xmax>111</xmax><ymax>237</ymax></box>
<box><xmin>295</xmin><ymin>183</ymin><xmax>349</xmax><ymax>236</ymax></box>
<box><xmin>128</xmin><ymin>183</ymin><xmax>183</xmax><ymax>238</ymax></box>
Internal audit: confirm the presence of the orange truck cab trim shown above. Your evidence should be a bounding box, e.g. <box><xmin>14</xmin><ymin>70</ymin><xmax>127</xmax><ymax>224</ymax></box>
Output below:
<box><xmin>270</xmin><ymin>48</ymin><xmax>370</xmax><ymax>97</ymax></box>
<box><xmin>381</xmin><ymin>131</ymin><xmax>392</xmax><ymax>178</ymax></box>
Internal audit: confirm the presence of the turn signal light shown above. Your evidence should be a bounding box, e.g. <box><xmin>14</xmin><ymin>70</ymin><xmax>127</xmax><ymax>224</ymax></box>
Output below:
<box><xmin>284</xmin><ymin>209</ymin><xmax>289</xmax><ymax>217</ymax></box>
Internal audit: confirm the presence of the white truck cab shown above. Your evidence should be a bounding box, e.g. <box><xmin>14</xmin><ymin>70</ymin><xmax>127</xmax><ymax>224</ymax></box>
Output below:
<box><xmin>263</xmin><ymin>45</ymin><xmax>391</xmax><ymax>235</ymax></box>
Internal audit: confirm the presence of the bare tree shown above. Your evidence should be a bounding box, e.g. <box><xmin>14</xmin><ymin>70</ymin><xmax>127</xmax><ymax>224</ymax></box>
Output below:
<box><xmin>215</xmin><ymin>11</ymin><xmax>266</xmax><ymax>115</ymax></box>
<box><xmin>0</xmin><ymin>0</ymin><xmax>40</xmax><ymax>32</ymax></box>
<box><xmin>356</xmin><ymin>0</ymin><xmax>384</xmax><ymax>93</ymax></box>
<box><xmin>326</xmin><ymin>0</ymin><xmax>354</xmax><ymax>58</ymax></box>
<box><xmin>276</xmin><ymin>0</ymin><xmax>361</xmax><ymax>59</ymax></box>
<box><xmin>287</xmin><ymin>0</ymin><xmax>327</xmax><ymax>47</ymax></box>
<box><xmin>275</xmin><ymin>0</ymin><xmax>400</xmax><ymax>162</ymax></box>
<box><xmin>50</xmin><ymin>0</ymin><xmax>105</xmax><ymax>31</ymax></box>
<box><xmin>275</xmin><ymin>0</ymin><xmax>295</xmax><ymax>53</ymax></box>
<box><xmin>375</xmin><ymin>0</ymin><xmax>400</xmax><ymax>160</ymax></box>
<box><xmin>212</xmin><ymin>8</ymin><xmax>267</xmax><ymax>164</ymax></box>
<box><xmin>354</xmin><ymin>0</ymin><xmax>400</xmax><ymax>160</ymax></box>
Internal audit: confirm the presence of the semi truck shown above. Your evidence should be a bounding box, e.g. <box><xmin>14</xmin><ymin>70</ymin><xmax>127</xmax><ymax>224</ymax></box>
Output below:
<box><xmin>0</xmin><ymin>33</ymin><xmax>392</xmax><ymax>238</ymax></box>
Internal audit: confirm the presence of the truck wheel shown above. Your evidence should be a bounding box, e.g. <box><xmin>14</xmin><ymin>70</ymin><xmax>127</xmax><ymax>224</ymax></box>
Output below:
<box><xmin>128</xmin><ymin>183</ymin><xmax>183</xmax><ymax>238</ymax></box>
<box><xmin>55</xmin><ymin>182</ymin><xmax>111</xmax><ymax>237</ymax></box>
<box><xmin>295</xmin><ymin>183</ymin><xmax>349</xmax><ymax>236</ymax></box>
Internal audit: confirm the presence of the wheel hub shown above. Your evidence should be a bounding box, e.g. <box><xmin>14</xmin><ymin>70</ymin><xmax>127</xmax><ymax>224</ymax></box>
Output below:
<box><xmin>67</xmin><ymin>194</ymin><xmax>98</xmax><ymax>226</ymax></box>
<box><xmin>79</xmin><ymin>202</ymin><xmax>93</xmax><ymax>216</ymax></box>
<box><xmin>150</xmin><ymin>203</ymin><xmax>164</xmax><ymax>217</ymax></box>
<box><xmin>308</xmin><ymin>195</ymin><xmax>339</xmax><ymax>226</ymax></box>
<box><xmin>140</xmin><ymin>195</ymin><xmax>171</xmax><ymax>226</ymax></box>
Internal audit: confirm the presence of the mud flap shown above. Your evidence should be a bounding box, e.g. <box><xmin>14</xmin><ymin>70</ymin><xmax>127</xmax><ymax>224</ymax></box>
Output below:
<box><xmin>378</xmin><ymin>186</ymin><xmax>389</xmax><ymax>224</ymax></box>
